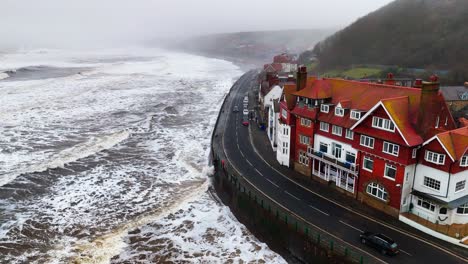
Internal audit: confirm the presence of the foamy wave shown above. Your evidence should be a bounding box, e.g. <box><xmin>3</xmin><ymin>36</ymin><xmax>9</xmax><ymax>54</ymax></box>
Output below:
<box><xmin>0</xmin><ymin>130</ymin><xmax>130</xmax><ymax>187</ymax></box>
<box><xmin>0</xmin><ymin>72</ymin><xmax>9</xmax><ymax>80</ymax></box>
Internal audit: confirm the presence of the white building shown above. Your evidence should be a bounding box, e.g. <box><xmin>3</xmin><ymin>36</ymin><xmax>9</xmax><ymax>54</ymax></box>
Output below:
<box><xmin>268</xmin><ymin>100</ymin><xmax>280</xmax><ymax>150</ymax></box>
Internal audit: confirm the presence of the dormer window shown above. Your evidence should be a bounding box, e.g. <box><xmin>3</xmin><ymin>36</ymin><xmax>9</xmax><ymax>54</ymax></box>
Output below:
<box><xmin>461</xmin><ymin>156</ymin><xmax>468</xmax><ymax>167</ymax></box>
<box><xmin>320</xmin><ymin>104</ymin><xmax>329</xmax><ymax>113</ymax></box>
<box><xmin>335</xmin><ymin>107</ymin><xmax>344</xmax><ymax>116</ymax></box>
<box><xmin>372</xmin><ymin>116</ymin><xmax>395</xmax><ymax>132</ymax></box>
<box><xmin>350</xmin><ymin>110</ymin><xmax>361</xmax><ymax>120</ymax></box>
<box><xmin>425</xmin><ymin>150</ymin><xmax>445</xmax><ymax>165</ymax></box>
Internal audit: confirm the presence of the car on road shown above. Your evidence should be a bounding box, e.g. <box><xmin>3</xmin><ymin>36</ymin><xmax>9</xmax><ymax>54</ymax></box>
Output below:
<box><xmin>243</xmin><ymin>96</ymin><xmax>248</xmax><ymax>103</ymax></box>
<box><xmin>242</xmin><ymin>116</ymin><xmax>249</xmax><ymax>126</ymax></box>
<box><xmin>233</xmin><ymin>105</ymin><xmax>239</xmax><ymax>112</ymax></box>
<box><xmin>243</xmin><ymin>109</ymin><xmax>249</xmax><ymax>115</ymax></box>
<box><xmin>360</xmin><ymin>231</ymin><xmax>399</xmax><ymax>256</ymax></box>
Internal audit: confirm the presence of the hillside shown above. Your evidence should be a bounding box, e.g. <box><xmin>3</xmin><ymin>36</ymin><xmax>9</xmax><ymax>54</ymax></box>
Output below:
<box><xmin>309</xmin><ymin>0</ymin><xmax>468</xmax><ymax>83</ymax></box>
<box><xmin>173</xmin><ymin>29</ymin><xmax>334</xmax><ymax>66</ymax></box>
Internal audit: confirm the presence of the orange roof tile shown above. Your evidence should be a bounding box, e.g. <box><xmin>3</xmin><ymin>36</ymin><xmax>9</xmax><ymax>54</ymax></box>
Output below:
<box><xmin>436</xmin><ymin>127</ymin><xmax>468</xmax><ymax>161</ymax></box>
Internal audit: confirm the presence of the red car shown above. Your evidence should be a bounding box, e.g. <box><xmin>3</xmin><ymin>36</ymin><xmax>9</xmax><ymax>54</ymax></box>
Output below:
<box><xmin>242</xmin><ymin>117</ymin><xmax>249</xmax><ymax>126</ymax></box>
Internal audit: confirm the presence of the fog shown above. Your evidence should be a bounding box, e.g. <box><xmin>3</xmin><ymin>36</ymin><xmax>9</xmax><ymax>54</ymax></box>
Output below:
<box><xmin>0</xmin><ymin>0</ymin><xmax>393</xmax><ymax>49</ymax></box>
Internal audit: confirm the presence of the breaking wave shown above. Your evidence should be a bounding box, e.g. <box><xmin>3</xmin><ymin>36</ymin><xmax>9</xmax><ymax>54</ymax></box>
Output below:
<box><xmin>0</xmin><ymin>130</ymin><xmax>130</xmax><ymax>187</ymax></box>
<box><xmin>0</xmin><ymin>71</ymin><xmax>9</xmax><ymax>80</ymax></box>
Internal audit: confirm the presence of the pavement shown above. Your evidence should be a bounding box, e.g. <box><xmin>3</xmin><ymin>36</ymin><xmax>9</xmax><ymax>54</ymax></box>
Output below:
<box><xmin>218</xmin><ymin>70</ymin><xmax>468</xmax><ymax>264</ymax></box>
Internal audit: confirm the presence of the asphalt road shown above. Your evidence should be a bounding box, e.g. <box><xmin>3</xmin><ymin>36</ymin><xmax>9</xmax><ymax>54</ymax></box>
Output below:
<box><xmin>220</xmin><ymin>70</ymin><xmax>468</xmax><ymax>264</ymax></box>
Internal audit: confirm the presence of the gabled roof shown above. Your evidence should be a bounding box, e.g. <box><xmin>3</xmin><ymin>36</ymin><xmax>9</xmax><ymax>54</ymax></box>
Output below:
<box><xmin>351</xmin><ymin>97</ymin><xmax>423</xmax><ymax>146</ymax></box>
<box><xmin>292</xmin><ymin>78</ymin><xmax>331</xmax><ymax>99</ymax></box>
<box><xmin>423</xmin><ymin>127</ymin><xmax>468</xmax><ymax>162</ymax></box>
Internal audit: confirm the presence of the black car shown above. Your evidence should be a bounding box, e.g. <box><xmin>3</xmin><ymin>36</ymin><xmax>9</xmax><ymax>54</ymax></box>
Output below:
<box><xmin>360</xmin><ymin>231</ymin><xmax>399</xmax><ymax>256</ymax></box>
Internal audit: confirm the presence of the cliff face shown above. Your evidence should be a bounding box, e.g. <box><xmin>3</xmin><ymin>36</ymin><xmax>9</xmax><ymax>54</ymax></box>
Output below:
<box><xmin>310</xmin><ymin>0</ymin><xmax>468</xmax><ymax>81</ymax></box>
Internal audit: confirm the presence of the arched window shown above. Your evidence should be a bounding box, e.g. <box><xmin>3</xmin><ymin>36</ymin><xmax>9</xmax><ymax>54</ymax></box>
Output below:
<box><xmin>439</xmin><ymin>207</ymin><xmax>447</xmax><ymax>215</ymax></box>
<box><xmin>366</xmin><ymin>182</ymin><xmax>388</xmax><ymax>201</ymax></box>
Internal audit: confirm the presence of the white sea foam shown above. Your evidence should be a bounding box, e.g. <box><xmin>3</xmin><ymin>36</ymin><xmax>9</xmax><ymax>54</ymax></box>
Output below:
<box><xmin>0</xmin><ymin>72</ymin><xmax>9</xmax><ymax>80</ymax></box>
<box><xmin>0</xmin><ymin>48</ymin><xmax>282</xmax><ymax>263</ymax></box>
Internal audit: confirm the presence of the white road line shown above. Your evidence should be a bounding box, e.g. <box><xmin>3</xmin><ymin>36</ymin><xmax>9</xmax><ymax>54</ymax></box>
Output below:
<box><xmin>246</xmin><ymin>160</ymin><xmax>253</xmax><ymax>166</ymax></box>
<box><xmin>266</xmin><ymin>178</ymin><xmax>279</xmax><ymax>188</ymax></box>
<box><xmin>245</xmin><ymin>121</ymin><xmax>468</xmax><ymax>262</ymax></box>
<box><xmin>400</xmin><ymin>249</ymin><xmax>412</xmax><ymax>256</ymax></box>
<box><xmin>339</xmin><ymin>220</ymin><xmax>364</xmax><ymax>233</ymax></box>
<box><xmin>309</xmin><ymin>205</ymin><xmax>330</xmax><ymax>216</ymax></box>
<box><xmin>254</xmin><ymin>168</ymin><xmax>263</xmax><ymax>176</ymax></box>
<box><xmin>239</xmin><ymin>150</ymin><xmax>245</xmax><ymax>158</ymax></box>
<box><xmin>285</xmin><ymin>191</ymin><xmax>300</xmax><ymax>201</ymax></box>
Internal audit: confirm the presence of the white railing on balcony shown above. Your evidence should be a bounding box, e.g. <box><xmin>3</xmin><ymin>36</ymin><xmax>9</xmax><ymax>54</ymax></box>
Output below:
<box><xmin>307</xmin><ymin>146</ymin><xmax>359</xmax><ymax>174</ymax></box>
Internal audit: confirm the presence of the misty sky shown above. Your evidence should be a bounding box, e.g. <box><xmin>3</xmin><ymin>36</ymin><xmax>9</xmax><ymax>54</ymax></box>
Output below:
<box><xmin>1</xmin><ymin>0</ymin><xmax>393</xmax><ymax>49</ymax></box>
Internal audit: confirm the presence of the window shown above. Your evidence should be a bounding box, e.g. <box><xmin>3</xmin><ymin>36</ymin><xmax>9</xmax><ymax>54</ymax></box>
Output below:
<box><xmin>366</xmin><ymin>182</ymin><xmax>388</xmax><ymax>201</ymax></box>
<box><xmin>372</xmin><ymin>116</ymin><xmax>395</xmax><ymax>132</ymax></box>
<box><xmin>345</xmin><ymin>129</ymin><xmax>354</xmax><ymax>140</ymax></box>
<box><xmin>299</xmin><ymin>151</ymin><xmax>309</xmax><ymax>166</ymax></box>
<box><xmin>300</xmin><ymin>118</ymin><xmax>311</xmax><ymax>127</ymax></box>
<box><xmin>383</xmin><ymin>142</ymin><xmax>399</xmax><ymax>156</ymax></box>
<box><xmin>461</xmin><ymin>156</ymin><xmax>468</xmax><ymax>167</ymax></box>
<box><xmin>335</xmin><ymin>107</ymin><xmax>344</xmax><ymax>116</ymax></box>
<box><xmin>439</xmin><ymin>207</ymin><xmax>447</xmax><ymax>215</ymax></box>
<box><xmin>455</xmin><ymin>180</ymin><xmax>466</xmax><ymax>192</ymax></box>
<box><xmin>332</xmin><ymin>125</ymin><xmax>342</xmax><ymax>136</ymax></box>
<box><xmin>299</xmin><ymin>135</ymin><xmax>310</xmax><ymax>145</ymax></box>
<box><xmin>350</xmin><ymin>110</ymin><xmax>361</xmax><ymax>120</ymax></box>
<box><xmin>283</xmin><ymin>127</ymin><xmax>289</xmax><ymax>135</ymax></box>
<box><xmin>319</xmin><ymin>142</ymin><xmax>328</xmax><ymax>153</ymax></box>
<box><xmin>412</xmin><ymin>148</ymin><xmax>417</xmax><ymax>159</ymax></box>
<box><xmin>384</xmin><ymin>164</ymin><xmax>397</xmax><ymax>180</ymax></box>
<box><xmin>425</xmin><ymin>151</ymin><xmax>445</xmax><ymax>165</ymax></box>
<box><xmin>457</xmin><ymin>203</ymin><xmax>468</xmax><ymax>214</ymax></box>
<box><xmin>320</xmin><ymin>122</ymin><xmax>329</xmax><ymax>132</ymax></box>
<box><xmin>345</xmin><ymin>151</ymin><xmax>356</xmax><ymax>163</ymax></box>
<box><xmin>320</xmin><ymin>104</ymin><xmax>329</xmax><ymax>113</ymax></box>
<box><xmin>281</xmin><ymin>109</ymin><xmax>287</xmax><ymax>118</ymax></box>
<box><xmin>423</xmin><ymin>176</ymin><xmax>441</xmax><ymax>191</ymax></box>
<box><xmin>363</xmin><ymin>156</ymin><xmax>374</xmax><ymax>171</ymax></box>
<box><xmin>360</xmin><ymin>135</ymin><xmax>375</xmax><ymax>149</ymax></box>
<box><xmin>417</xmin><ymin>198</ymin><xmax>436</xmax><ymax>212</ymax></box>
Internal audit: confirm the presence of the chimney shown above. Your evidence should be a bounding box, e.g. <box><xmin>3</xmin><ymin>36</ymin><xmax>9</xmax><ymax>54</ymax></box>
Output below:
<box><xmin>416</xmin><ymin>75</ymin><xmax>441</xmax><ymax>137</ymax></box>
<box><xmin>384</xmin><ymin>72</ymin><xmax>396</xmax><ymax>85</ymax></box>
<box><xmin>296</xmin><ymin>65</ymin><xmax>307</xmax><ymax>91</ymax></box>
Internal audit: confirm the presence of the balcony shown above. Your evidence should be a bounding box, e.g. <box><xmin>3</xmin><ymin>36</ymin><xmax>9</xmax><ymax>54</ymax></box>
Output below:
<box><xmin>307</xmin><ymin>146</ymin><xmax>359</xmax><ymax>175</ymax></box>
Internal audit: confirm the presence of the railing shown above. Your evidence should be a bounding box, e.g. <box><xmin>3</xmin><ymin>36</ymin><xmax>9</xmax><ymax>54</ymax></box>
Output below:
<box><xmin>307</xmin><ymin>146</ymin><xmax>359</xmax><ymax>174</ymax></box>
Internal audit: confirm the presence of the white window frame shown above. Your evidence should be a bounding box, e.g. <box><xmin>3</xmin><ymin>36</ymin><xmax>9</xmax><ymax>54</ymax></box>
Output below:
<box><xmin>300</xmin><ymin>118</ymin><xmax>311</xmax><ymax>127</ymax></box>
<box><xmin>423</xmin><ymin>176</ymin><xmax>441</xmax><ymax>191</ymax></box>
<box><xmin>384</xmin><ymin>163</ymin><xmax>397</xmax><ymax>180</ymax></box>
<box><xmin>332</xmin><ymin>125</ymin><xmax>342</xmax><ymax>136</ymax></box>
<box><xmin>335</xmin><ymin>107</ymin><xmax>344</xmax><ymax>117</ymax></box>
<box><xmin>345</xmin><ymin>129</ymin><xmax>354</xmax><ymax>140</ymax></box>
<box><xmin>320</xmin><ymin>104</ymin><xmax>329</xmax><ymax>113</ymax></box>
<box><xmin>457</xmin><ymin>203</ymin><xmax>468</xmax><ymax>215</ymax></box>
<box><xmin>299</xmin><ymin>151</ymin><xmax>309</xmax><ymax>166</ymax></box>
<box><xmin>350</xmin><ymin>110</ymin><xmax>361</xmax><ymax>120</ymax></box>
<box><xmin>425</xmin><ymin>150</ymin><xmax>445</xmax><ymax>165</ymax></box>
<box><xmin>320</xmin><ymin>122</ymin><xmax>329</xmax><ymax>132</ymax></box>
<box><xmin>360</xmin><ymin>135</ymin><xmax>375</xmax><ymax>149</ymax></box>
<box><xmin>319</xmin><ymin>142</ymin><xmax>328</xmax><ymax>153</ymax></box>
<box><xmin>366</xmin><ymin>182</ymin><xmax>388</xmax><ymax>201</ymax></box>
<box><xmin>372</xmin><ymin>116</ymin><xmax>395</xmax><ymax>132</ymax></box>
<box><xmin>345</xmin><ymin>151</ymin><xmax>356</xmax><ymax>164</ymax></box>
<box><xmin>363</xmin><ymin>156</ymin><xmax>374</xmax><ymax>172</ymax></box>
<box><xmin>455</xmin><ymin>180</ymin><xmax>466</xmax><ymax>193</ymax></box>
<box><xmin>299</xmin><ymin>135</ymin><xmax>310</xmax><ymax>146</ymax></box>
<box><xmin>412</xmin><ymin>148</ymin><xmax>417</xmax><ymax>159</ymax></box>
<box><xmin>281</xmin><ymin>109</ymin><xmax>287</xmax><ymax>119</ymax></box>
<box><xmin>461</xmin><ymin>156</ymin><xmax>468</xmax><ymax>167</ymax></box>
<box><xmin>417</xmin><ymin>197</ymin><xmax>436</xmax><ymax>212</ymax></box>
<box><xmin>382</xmin><ymin>141</ymin><xmax>399</xmax><ymax>156</ymax></box>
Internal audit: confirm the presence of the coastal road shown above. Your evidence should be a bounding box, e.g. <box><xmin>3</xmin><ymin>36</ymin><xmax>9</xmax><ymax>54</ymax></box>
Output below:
<box><xmin>220</xmin><ymin>71</ymin><xmax>468</xmax><ymax>264</ymax></box>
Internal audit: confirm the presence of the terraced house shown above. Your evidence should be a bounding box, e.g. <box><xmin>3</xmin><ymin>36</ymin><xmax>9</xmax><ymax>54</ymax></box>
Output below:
<box><xmin>276</xmin><ymin>70</ymin><xmax>467</xmax><ymax>232</ymax></box>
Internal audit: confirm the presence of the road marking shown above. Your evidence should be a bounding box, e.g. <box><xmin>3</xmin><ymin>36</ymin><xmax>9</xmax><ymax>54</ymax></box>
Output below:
<box><xmin>339</xmin><ymin>220</ymin><xmax>364</xmax><ymax>233</ymax></box>
<box><xmin>266</xmin><ymin>178</ymin><xmax>279</xmax><ymax>188</ymax></box>
<box><xmin>246</xmin><ymin>160</ymin><xmax>253</xmax><ymax>166</ymax></box>
<box><xmin>245</xmin><ymin>121</ymin><xmax>468</xmax><ymax>262</ymax></box>
<box><xmin>309</xmin><ymin>205</ymin><xmax>330</xmax><ymax>216</ymax></box>
<box><xmin>285</xmin><ymin>191</ymin><xmax>300</xmax><ymax>201</ymax></box>
<box><xmin>400</xmin><ymin>249</ymin><xmax>412</xmax><ymax>256</ymax></box>
<box><xmin>239</xmin><ymin>150</ymin><xmax>245</xmax><ymax>158</ymax></box>
<box><xmin>254</xmin><ymin>168</ymin><xmax>263</xmax><ymax>176</ymax></box>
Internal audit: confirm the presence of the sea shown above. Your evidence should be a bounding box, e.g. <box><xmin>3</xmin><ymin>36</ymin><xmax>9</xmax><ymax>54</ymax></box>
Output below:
<box><xmin>0</xmin><ymin>48</ymin><xmax>286</xmax><ymax>263</ymax></box>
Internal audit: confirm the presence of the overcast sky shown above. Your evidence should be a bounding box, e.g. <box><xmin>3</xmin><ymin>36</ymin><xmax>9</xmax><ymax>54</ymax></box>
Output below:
<box><xmin>0</xmin><ymin>0</ymin><xmax>394</xmax><ymax>49</ymax></box>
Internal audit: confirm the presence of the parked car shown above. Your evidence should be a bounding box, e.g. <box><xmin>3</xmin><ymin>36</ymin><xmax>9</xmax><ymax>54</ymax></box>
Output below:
<box><xmin>243</xmin><ymin>109</ymin><xmax>249</xmax><ymax>115</ymax></box>
<box><xmin>242</xmin><ymin>116</ymin><xmax>249</xmax><ymax>126</ymax></box>
<box><xmin>360</xmin><ymin>231</ymin><xmax>399</xmax><ymax>256</ymax></box>
<box><xmin>233</xmin><ymin>105</ymin><xmax>239</xmax><ymax>112</ymax></box>
<box><xmin>243</xmin><ymin>96</ymin><xmax>248</xmax><ymax>103</ymax></box>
